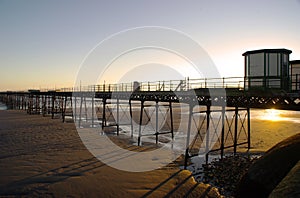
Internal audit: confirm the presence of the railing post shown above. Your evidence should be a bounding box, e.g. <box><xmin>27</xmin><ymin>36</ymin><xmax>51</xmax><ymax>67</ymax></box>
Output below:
<box><xmin>158</xmin><ymin>81</ymin><xmax>160</xmax><ymax>91</ymax></box>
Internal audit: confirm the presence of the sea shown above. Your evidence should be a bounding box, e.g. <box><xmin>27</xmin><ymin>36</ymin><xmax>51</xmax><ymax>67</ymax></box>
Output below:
<box><xmin>0</xmin><ymin>102</ymin><xmax>7</xmax><ymax>110</ymax></box>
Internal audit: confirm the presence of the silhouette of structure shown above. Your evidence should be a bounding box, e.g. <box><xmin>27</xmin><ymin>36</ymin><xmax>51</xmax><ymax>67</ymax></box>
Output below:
<box><xmin>290</xmin><ymin>60</ymin><xmax>300</xmax><ymax>91</ymax></box>
<box><xmin>243</xmin><ymin>48</ymin><xmax>292</xmax><ymax>91</ymax></box>
<box><xmin>1</xmin><ymin>48</ymin><xmax>300</xmax><ymax>168</ymax></box>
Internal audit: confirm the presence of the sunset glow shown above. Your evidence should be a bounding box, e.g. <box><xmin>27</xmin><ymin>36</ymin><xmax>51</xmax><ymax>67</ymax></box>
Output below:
<box><xmin>264</xmin><ymin>109</ymin><xmax>282</xmax><ymax>122</ymax></box>
<box><xmin>0</xmin><ymin>1</ymin><xmax>300</xmax><ymax>91</ymax></box>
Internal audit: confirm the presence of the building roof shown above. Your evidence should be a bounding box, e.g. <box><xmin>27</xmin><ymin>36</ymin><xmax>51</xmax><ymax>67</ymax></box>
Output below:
<box><xmin>242</xmin><ymin>48</ymin><xmax>292</xmax><ymax>56</ymax></box>
<box><xmin>290</xmin><ymin>60</ymin><xmax>300</xmax><ymax>64</ymax></box>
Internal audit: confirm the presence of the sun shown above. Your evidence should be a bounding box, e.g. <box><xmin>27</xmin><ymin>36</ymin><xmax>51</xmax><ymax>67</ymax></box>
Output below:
<box><xmin>264</xmin><ymin>109</ymin><xmax>281</xmax><ymax>121</ymax></box>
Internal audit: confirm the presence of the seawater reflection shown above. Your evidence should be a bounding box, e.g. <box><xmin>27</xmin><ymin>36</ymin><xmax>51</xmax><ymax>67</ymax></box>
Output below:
<box><xmin>0</xmin><ymin>102</ymin><xmax>7</xmax><ymax>110</ymax></box>
<box><xmin>251</xmin><ymin>109</ymin><xmax>300</xmax><ymax>123</ymax></box>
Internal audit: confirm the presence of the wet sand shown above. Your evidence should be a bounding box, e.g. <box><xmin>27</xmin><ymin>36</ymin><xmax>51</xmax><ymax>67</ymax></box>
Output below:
<box><xmin>0</xmin><ymin>110</ymin><xmax>221</xmax><ymax>197</ymax></box>
<box><xmin>0</xmin><ymin>109</ymin><xmax>299</xmax><ymax>197</ymax></box>
<box><xmin>250</xmin><ymin>112</ymin><xmax>300</xmax><ymax>152</ymax></box>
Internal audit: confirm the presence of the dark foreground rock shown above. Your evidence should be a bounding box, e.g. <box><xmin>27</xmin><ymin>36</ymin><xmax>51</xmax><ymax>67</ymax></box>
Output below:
<box><xmin>202</xmin><ymin>154</ymin><xmax>258</xmax><ymax>197</ymax></box>
<box><xmin>236</xmin><ymin>133</ymin><xmax>300</xmax><ymax>198</ymax></box>
<box><xmin>269</xmin><ymin>160</ymin><xmax>300</xmax><ymax>198</ymax></box>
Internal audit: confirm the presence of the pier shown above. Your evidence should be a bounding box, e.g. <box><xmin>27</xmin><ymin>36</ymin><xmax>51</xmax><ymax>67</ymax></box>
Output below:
<box><xmin>1</xmin><ymin>76</ymin><xmax>300</xmax><ymax>169</ymax></box>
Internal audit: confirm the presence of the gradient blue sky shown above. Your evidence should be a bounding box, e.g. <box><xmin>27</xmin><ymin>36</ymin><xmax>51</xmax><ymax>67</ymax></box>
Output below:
<box><xmin>1</xmin><ymin>0</ymin><xmax>300</xmax><ymax>91</ymax></box>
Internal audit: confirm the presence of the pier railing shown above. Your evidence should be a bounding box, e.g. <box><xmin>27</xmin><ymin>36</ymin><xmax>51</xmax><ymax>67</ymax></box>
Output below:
<box><xmin>5</xmin><ymin>75</ymin><xmax>300</xmax><ymax>93</ymax></box>
<box><xmin>53</xmin><ymin>77</ymin><xmax>245</xmax><ymax>93</ymax></box>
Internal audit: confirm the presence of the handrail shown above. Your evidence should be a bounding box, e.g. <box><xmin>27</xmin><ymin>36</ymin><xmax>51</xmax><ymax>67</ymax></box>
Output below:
<box><xmin>4</xmin><ymin>75</ymin><xmax>300</xmax><ymax>93</ymax></box>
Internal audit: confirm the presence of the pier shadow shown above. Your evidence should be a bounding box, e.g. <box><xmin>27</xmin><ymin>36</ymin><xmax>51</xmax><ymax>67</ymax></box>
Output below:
<box><xmin>141</xmin><ymin>169</ymin><xmax>213</xmax><ymax>198</ymax></box>
<box><xmin>0</xmin><ymin>143</ymin><xmax>155</xmax><ymax>196</ymax></box>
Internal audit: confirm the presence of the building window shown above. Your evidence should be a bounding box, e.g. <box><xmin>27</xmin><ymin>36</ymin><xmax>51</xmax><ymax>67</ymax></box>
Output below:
<box><xmin>269</xmin><ymin>53</ymin><xmax>278</xmax><ymax>76</ymax></box>
<box><xmin>249</xmin><ymin>53</ymin><xmax>264</xmax><ymax>77</ymax></box>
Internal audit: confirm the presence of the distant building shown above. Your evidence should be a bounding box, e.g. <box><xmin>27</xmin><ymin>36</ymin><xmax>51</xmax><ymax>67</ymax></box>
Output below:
<box><xmin>290</xmin><ymin>60</ymin><xmax>300</xmax><ymax>91</ymax></box>
<box><xmin>243</xmin><ymin>49</ymin><xmax>292</xmax><ymax>91</ymax></box>
<box><xmin>28</xmin><ymin>89</ymin><xmax>40</xmax><ymax>93</ymax></box>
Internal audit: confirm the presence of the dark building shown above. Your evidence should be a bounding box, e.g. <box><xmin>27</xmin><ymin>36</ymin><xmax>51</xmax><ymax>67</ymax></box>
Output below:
<box><xmin>290</xmin><ymin>60</ymin><xmax>300</xmax><ymax>91</ymax></box>
<box><xmin>243</xmin><ymin>49</ymin><xmax>292</xmax><ymax>91</ymax></box>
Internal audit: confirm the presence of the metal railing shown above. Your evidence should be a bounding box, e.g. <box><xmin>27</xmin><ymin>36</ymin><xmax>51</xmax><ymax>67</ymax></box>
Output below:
<box><xmin>13</xmin><ymin>75</ymin><xmax>300</xmax><ymax>93</ymax></box>
<box><xmin>54</xmin><ymin>77</ymin><xmax>245</xmax><ymax>93</ymax></box>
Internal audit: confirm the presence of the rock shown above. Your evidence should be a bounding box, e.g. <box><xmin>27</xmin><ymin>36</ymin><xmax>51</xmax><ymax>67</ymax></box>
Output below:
<box><xmin>269</xmin><ymin>160</ymin><xmax>300</xmax><ymax>198</ymax></box>
<box><xmin>236</xmin><ymin>133</ymin><xmax>300</xmax><ymax>198</ymax></box>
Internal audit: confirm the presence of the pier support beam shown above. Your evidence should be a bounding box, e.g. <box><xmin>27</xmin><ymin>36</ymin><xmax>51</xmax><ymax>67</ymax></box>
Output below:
<box><xmin>102</xmin><ymin>98</ymin><xmax>107</xmax><ymax>129</ymax></box>
<box><xmin>234</xmin><ymin>106</ymin><xmax>238</xmax><ymax>154</ymax></box>
<box><xmin>155</xmin><ymin>101</ymin><xmax>159</xmax><ymax>144</ymax></box>
<box><xmin>247</xmin><ymin>107</ymin><xmax>251</xmax><ymax>150</ymax></box>
<box><xmin>138</xmin><ymin>100</ymin><xmax>144</xmax><ymax>146</ymax></box>
<box><xmin>220</xmin><ymin>105</ymin><xmax>225</xmax><ymax>159</ymax></box>
<box><xmin>116</xmin><ymin>98</ymin><xmax>120</xmax><ymax>135</ymax></box>
<box><xmin>129</xmin><ymin>99</ymin><xmax>133</xmax><ymax>138</ymax></box>
<box><xmin>184</xmin><ymin>103</ymin><xmax>193</xmax><ymax>169</ymax></box>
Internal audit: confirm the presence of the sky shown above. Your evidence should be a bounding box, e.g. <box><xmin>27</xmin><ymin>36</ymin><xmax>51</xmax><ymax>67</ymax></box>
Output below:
<box><xmin>1</xmin><ymin>0</ymin><xmax>300</xmax><ymax>91</ymax></box>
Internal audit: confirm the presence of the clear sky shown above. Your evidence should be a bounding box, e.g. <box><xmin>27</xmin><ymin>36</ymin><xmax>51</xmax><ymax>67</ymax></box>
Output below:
<box><xmin>1</xmin><ymin>0</ymin><xmax>300</xmax><ymax>91</ymax></box>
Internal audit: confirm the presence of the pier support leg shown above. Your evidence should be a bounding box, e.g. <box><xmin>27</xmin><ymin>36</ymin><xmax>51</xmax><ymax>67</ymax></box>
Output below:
<box><xmin>220</xmin><ymin>105</ymin><xmax>225</xmax><ymax>159</ymax></box>
<box><xmin>205</xmin><ymin>105</ymin><xmax>211</xmax><ymax>163</ymax></box>
<box><xmin>234</xmin><ymin>106</ymin><xmax>238</xmax><ymax>154</ymax></box>
<box><xmin>184</xmin><ymin>104</ymin><xmax>193</xmax><ymax>169</ymax></box>
<box><xmin>138</xmin><ymin>101</ymin><xmax>144</xmax><ymax>146</ymax></box>
<box><xmin>169</xmin><ymin>101</ymin><xmax>174</xmax><ymax>139</ymax></box>
<box><xmin>247</xmin><ymin>107</ymin><xmax>251</xmax><ymax>150</ymax></box>
<box><xmin>155</xmin><ymin>101</ymin><xmax>159</xmax><ymax>144</ymax></box>
<box><xmin>62</xmin><ymin>96</ymin><xmax>67</xmax><ymax>123</ymax></box>
<box><xmin>84</xmin><ymin>96</ymin><xmax>88</xmax><ymax>122</ymax></box>
<box><xmin>42</xmin><ymin>95</ymin><xmax>46</xmax><ymax>116</ymax></box>
<box><xmin>74</xmin><ymin>96</ymin><xmax>77</xmax><ymax>122</ymax></box>
<box><xmin>92</xmin><ymin>95</ymin><xmax>94</xmax><ymax>127</ymax></box>
<box><xmin>51</xmin><ymin>95</ymin><xmax>55</xmax><ymax>119</ymax></box>
<box><xmin>79</xmin><ymin>95</ymin><xmax>83</xmax><ymax>127</ymax></box>
<box><xmin>129</xmin><ymin>99</ymin><xmax>133</xmax><ymax>138</ymax></box>
<box><xmin>116</xmin><ymin>98</ymin><xmax>120</xmax><ymax>135</ymax></box>
<box><xmin>102</xmin><ymin>98</ymin><xmax>107</xmax><ymax>129</ymax></box>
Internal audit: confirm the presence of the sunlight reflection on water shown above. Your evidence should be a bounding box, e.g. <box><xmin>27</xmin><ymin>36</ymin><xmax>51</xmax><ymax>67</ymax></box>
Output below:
<box><xmin>0</xmin><ymin>102</ymin><xmax>7</xmax><ymax>110</ymax></box>
<box><xmin>251</xmin><ymin>109</ymin><xmax>300</xmax><ymax>123</ymax></box>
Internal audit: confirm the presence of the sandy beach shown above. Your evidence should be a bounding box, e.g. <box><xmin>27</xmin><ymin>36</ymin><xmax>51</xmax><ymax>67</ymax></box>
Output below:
<box><xmin>0</xmin><ymin>110</ymin><xmax>222</xmax><ymax>197</ymax></box>
<box><xmin>249</xmin><ymin>109</ymin><xmax>300</xmax><ymax>152</ymax></box>
<box><xmin>0</xmin><ymin>108</ymin><xmax>299</xmax><ymax>197</ymax></box>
